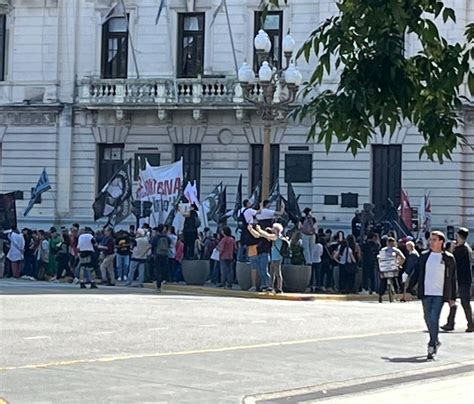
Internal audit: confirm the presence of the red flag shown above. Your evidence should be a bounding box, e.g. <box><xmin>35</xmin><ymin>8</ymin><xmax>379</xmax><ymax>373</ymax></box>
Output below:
<box><xmin>400</xmin><ymin>189</ymin><xmax>412</xmax><ymax>230</ymax></box>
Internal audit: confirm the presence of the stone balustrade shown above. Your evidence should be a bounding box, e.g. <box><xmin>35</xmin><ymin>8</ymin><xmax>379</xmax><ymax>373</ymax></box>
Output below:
<box><xmin>76</xmin><ymin>77</ymin><xmax>259</xmax><ymax>107</ymax></box>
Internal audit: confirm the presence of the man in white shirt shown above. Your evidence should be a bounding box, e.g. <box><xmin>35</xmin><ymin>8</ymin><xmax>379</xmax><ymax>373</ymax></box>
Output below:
<box><xmin>255</xmin><ymin>199</ymin><xmax>284</xmax><ymax>223</ymax></box>
<box><xmin>406</xmin><ymin>231</ymin><xmax>457</xmax><ymax>360</ymax></box>
<box><xmin>77</xmin><ymin>228</ymin><xmax>97</xmax><ymax>289</ymax></box>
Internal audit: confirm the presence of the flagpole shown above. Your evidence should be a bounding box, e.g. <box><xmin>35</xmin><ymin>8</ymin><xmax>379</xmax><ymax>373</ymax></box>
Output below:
<box><xmin>119</xmin><ymin>0</ymin><xmax>140</xmax><ymax>79</ymax></box>
<box><xmin>223</xmin><ymin>0</ymin><xmax>239</xmax><ymax>77</ymax></box>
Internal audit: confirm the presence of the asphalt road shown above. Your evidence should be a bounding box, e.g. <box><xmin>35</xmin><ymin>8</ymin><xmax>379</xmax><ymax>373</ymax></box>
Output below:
<box><xmin>0</xmin><ymin>279</ymin><xmax>473</xmax><ymax>403</ymax></box>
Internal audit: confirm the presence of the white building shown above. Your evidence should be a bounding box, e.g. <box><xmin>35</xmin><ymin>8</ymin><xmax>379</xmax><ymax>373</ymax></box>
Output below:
<box><xmin>0</xmin><ymin>0</ymin><xmax>472</xmax><ymax>234</ymax></box>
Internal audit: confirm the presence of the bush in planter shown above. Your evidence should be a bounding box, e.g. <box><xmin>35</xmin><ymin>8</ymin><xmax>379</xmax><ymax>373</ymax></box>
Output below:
<box><xmin>289</xmin><ymin>242</ymin><xmax>305</xmax><ymax>265</ymax></box>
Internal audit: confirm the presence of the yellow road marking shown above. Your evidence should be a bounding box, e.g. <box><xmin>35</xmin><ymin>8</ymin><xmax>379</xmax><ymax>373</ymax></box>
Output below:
<box><xmin>0</xmin><ymin>329</ymin><xmax>421</xmax><ymax>372</ymax></box>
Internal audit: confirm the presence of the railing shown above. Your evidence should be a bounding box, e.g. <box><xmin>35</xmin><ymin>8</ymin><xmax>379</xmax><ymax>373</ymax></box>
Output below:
<box><xmin>76</xmin><ymin>77</ymin><xmax>262</xmax><ymax>106</ymax></box>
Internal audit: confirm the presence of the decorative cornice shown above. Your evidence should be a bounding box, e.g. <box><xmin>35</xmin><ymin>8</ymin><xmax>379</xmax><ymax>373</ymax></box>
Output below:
<box><xmin>243</xmin><ymin>125</ymin><xmax>286</xmax><ymax>144</ymax></box>
<box><xmin>91</xmin><ymin>126</ymin><xmax>130</xmax><ymax>144</ymax></box>
<box><xmin>166</xmin><ymin>125</ymin><xmax>208</xmax><ymax>144</ymax></box>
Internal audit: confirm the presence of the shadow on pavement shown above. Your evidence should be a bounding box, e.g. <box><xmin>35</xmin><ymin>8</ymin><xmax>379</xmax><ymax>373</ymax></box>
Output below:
<box><xmin>381</xmin><ymin>356</ymin><xmax>429</xmax><ymax>364</ymax></box>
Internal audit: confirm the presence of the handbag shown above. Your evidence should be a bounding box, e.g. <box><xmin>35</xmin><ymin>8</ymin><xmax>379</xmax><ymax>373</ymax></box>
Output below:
<box><xmin>210</xmin><ymin>247</ymin><xmax>220</xmax><ymax>261</ymax></box>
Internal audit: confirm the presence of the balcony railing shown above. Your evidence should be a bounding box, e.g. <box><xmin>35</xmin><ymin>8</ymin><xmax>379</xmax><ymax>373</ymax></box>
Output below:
<box><xmin>76</xmin><ymin>77</ymin><xmax>264</xmax><ymax>107</ymax></box>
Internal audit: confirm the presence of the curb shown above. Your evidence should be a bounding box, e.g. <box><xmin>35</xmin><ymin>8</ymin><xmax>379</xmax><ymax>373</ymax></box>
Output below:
<box><xmin>144</xmin><ymin>283</ymin><xmax>384</xmax><ymax>302</ymax></box>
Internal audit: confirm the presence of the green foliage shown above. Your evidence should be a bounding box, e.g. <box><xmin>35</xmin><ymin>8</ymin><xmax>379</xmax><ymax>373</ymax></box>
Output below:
<box><xmin>264</xmin><ymin>0</ymin><xmax>474</xmax><ymax>162</ymax></box>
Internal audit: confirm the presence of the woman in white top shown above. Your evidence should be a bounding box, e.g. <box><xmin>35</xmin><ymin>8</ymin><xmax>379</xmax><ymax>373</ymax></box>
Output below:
<box><xmin>7</xmin><ymin>228</ymin><xmax>25</xmax><ymax>278</ymax></box>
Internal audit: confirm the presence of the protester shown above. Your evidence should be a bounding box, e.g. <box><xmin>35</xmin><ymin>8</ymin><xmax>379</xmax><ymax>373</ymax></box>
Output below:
<box><xmin>299</xmin><ymin>208</ymin><xmax>317</xmax><ymax>265</ymax></box>
<box><xmin>181</xmin><ymin>203</ymin><xmax>200</xmax><ymax>259</ymax></box>
<box><xmin>174</xmin><ymin>234</ymin><xmax>185</xmax><ymax>282</ymax></box>
<box><xmin>401</xmin><ymin>240</ymin><xmax>420</xmax><ymax>301</ymax></box>
<box><xmin>35</xmin><ymin>230</ymin><xmax>49</xmax><ymax>280</ymax></box>
<box><xmin>361</xmin><ymin>232</ymin><xmax>380</xmax><ymax>295</ymax></box>
<box><xmin>126</xmin><ymin>229</ymin><xmax>151</xmax><ymax>288</ymax></box>
<box><xmin>239</xmin><ymin>199</ymin><xmax>260</xmax><ymax>291</ymax></box>
<box><xmin>377</xmin><ymin>237</ymin><xmax>405</xmax><ymax>303</ymax></box>
<box><xmin>270</xmin><ymin>223</ymin><xmax>288</xmax><ymax>294</ymax></box>
<box><xmin>48</xmin><ymin>227</ymin><xmax>61</xmax><ymax>279</ymax></box>
<box><xmin>151</xmin><ymin>224</ymin><xmax>171</xmax><ymax>291</ymax></box>
<box><xmin>7</xmin><ymin>226</ymin><xmax>24</xmax><ymax>278</ymax></box>
<box><xmin>115</xmin><ymin>230</ymin><xmax>131</xmax><ymax>281</ymax></box>
<box><xmin>77</xmin><ymin>228</ymin><xmax>98</xmax><ymax>289</ymax></box>
<box><xmin>351</xmin><ymin>211</ymin><xmax>361</xmax><ymax>241</ymax></box>
<box><xmin>217</xmin><ymin>226</ymin><xmax>237</xmax><ymax>289</ymax></box>
<box><xmin>249</xmin><ymin>224</ymin><xmax>278</xmax><ymax>292</ymax></box>
<box><xmin>98</xmin><ymin>228</ymin><xmax>115</xmax><ymax>286</ymax></box>
<box><xmin>441</xmin><ymin>228</ymin><xmax>473</xmax><ymax>333</ymax></box>
<box><xmin>51</xmin><ymin>230</ymin><xmax>72</xmax><ymax>282</ymax></box>
<box><xmin>0</xmin><ymin>230</ymin><xmax>5</xmax><ymax>278</ymax></box>
<box><xmin>168</xmin><ymin>226</ymin><xmax>178</xmax><ymax>281</ymax></box>
<box><xmin>319</xmin><ymin>237</ymin><xmax>334</xmax><ymax>292</ymax></box>
<box><xmin>334</xmin><ymin>235</ymin><xmax>360</xmax><ymax>294</ymax></box>
<box><xmin>310</xmin><ymin>234</ymin><xmax>324</xmax><ymax>292</ymax></box>
<box><xmin>21</xmin><ymin>228</ymin><xmax>36</xmax><ymax>280</ymax></box>
<box><xmin>406</xmin><ymin>231</ymin><xmax>457</xmax><ymax>360</ymax></box>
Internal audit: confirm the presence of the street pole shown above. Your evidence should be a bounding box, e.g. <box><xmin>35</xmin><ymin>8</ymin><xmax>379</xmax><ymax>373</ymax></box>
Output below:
<box><xmin>262</xmin><ymin>121</ymin><xmax>272</xmax><ymax>200</ymax></box>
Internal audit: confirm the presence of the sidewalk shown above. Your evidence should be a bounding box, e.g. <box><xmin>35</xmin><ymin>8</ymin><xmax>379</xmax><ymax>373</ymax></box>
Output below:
<box><xmin>144</xmin><ymin>282</ymin><xmax>386</xmax><ymax>302</ymax></box>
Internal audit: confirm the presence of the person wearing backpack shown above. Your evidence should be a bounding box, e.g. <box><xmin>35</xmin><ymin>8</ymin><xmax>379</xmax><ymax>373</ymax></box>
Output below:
<box><xmin>299</xmin><ymin>208</ymin><xmax>317</xmax><ymax>266</ymax></box>
<box><xmin>270</xmin><ymin>223</ymin><xmax>289</xmax><ymax>294</ymax></box>
<box><xmin>151</xmin><ymin>224</ymin><xmax>171</xmax><ymax>291</ymax></box>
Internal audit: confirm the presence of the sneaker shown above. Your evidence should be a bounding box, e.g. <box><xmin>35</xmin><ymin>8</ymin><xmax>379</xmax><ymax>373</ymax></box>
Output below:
<box><xmin>275</xmin><ymin>288</ymin><xmax>283</xmax><ymax>294</ymax></box>
<box><xmin>360</xmin><ymin>289</ymin><xmax>370</xmax><ymax>296</ymax></box>
<box><xmin>73</xmin><ymin>278</ymin><xmax>79</xmax><ymax>284</ymax></box>
<box><xmin>80</xmin><ymin>283</ymin><xmax>86</xmax><ymax>289</ymax></box>
<box><xmin>466</xmin><ymin>325</ymin><xmax>474</xmax><ymax>333</ymax></box>
<box><xmin>440</xmin><ymin>324</ymin><xmax>454</xmax><ymax>332</ymax></box>
<box><xmin>49</xmin><ymin>277</ymin><xmax>57</xmax><ymax>282</ymax></box>
<box><xmin>427</xmin><ymin>346</ymin><xmax>435</xmax><ymax>360</ymax></box>
<box><xmin>117</xmin><ymin>277</ymin><xmax>122</xmax><ymax>281</ymax></box>
<box><xmin>248</xmin><ymin>286</ymin><xmax>257</xmax><ymax>292</ymax></box>
<box><xmin>123</xmin><ymin>276</ymin><xmax>128</xmax><ymax>281</ymax></box>
<box><xmin>90</xmin><ymin>283</ymin><xmax>98</xmax><ymax>289</ymax></box>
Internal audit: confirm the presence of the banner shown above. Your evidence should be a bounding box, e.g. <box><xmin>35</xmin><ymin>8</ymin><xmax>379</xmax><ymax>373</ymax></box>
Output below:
<box><xmin>93</xmin><ymin>160</ymin><xmax>132</xmax><ymax>226</ymax></box>
<box><xmin>24</xmin><ymin>168</ymin><xmax>51</xmax><ymax>217</ymax></box>
<box><xmin>0</xmin><ymin>192</ymin><xmax>17</xmax><ymax>230</ymax></box>
<box><xmin>136</xmin><ymin>159</ymin><xmax>183</xmax><ymax>225</ymax></box>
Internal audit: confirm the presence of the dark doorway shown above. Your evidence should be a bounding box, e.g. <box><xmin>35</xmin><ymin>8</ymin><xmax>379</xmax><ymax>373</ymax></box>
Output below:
<box><xmin>372</xmin><ymin>145</ymin><xmax>402</xmax><ymax>219</ymax></box>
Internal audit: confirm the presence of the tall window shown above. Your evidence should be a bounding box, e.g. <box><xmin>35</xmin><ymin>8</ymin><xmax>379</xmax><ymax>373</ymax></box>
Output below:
<box><xmin>177</xmin><ymin>13</ymin><xmax>205</xmax><ymax>78</ymax></box>
<box><xmin>0</xmin><ymin>15</ymin><xmax>6</xmax><ymax>81</ymax></box>
<box><xmin>98</xmin><ymin>144</ymin><xmax>124</xmax><ymax>192</ymax></box>
<box><xmin>101</xmin><ymin>17</ymin><xmax>128</xmax><ymax>79</ymax></box>
<box><xmin>174</xmin><ymin>144</ymin><xmax>201</xmax><ymax>185</ymax></box>
<box><xmin>254</xmin><ymin>11</ymin><xmax>283</xmax><ymax>70</ymax></box>
<box><xmin>251</xmin><ymin>145</ymin><xmax>280</xmax><ymax>192</ymax></box>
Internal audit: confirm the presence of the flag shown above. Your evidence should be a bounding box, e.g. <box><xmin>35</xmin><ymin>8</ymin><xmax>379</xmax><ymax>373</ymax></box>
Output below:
<box><xmin>23</xmin><ymin>168</ymin><xmax>51</xmax><ymax>217</ymax></box>
<box><xmin>164</xmin><ymin>185</ymin><xmax>184</xmax><ymax>228</ymax></box>
<box><xmin>249</xmin><ymin>182</ymin><xmax>261</xmax><ymax>209</ymax></box>
<box><xmin>287</xmin><ymin>182</ymin><xmax>301</xmax><ymax>225</ymax></box>
<box><xmin>155</xmin><ymin>0</ymin><xmax>166</xmax><ymax>25</ymax></box>
<box><xmin>424</xmin><ymin>192</ymin><xmax>432</xmax><ymax>231</ymax></box>
<box><xmin>184</xmin><ymin>180</ymin><xmax>199</xmax><ymax>206</ymax></box>
<box><xmin>210</xmin><ymin>0</ymin><xmax>225</xmax><ymax>27</ymax></box>
<box><xmin>216</xmin><ymin>186</ymin><xmax>228</xmax><ymax>224</ymax></box>
<box><xmin>399</xmin><ymin>189</ymin><xmax>413</xmax><ymax>230</ymax></box>
<box><xmin>201</xmin><ymin>183</ymin><xmax>223</xmax><ymax>223</ymax></box>
<box><xmin>232</xmin><ymin>174</ymin><xmax>243</xmax><ymax>221</ymax></box>
<box><xmin>93</xmin><ymin>160</ymin><xmax>132</xmax><ymax>226</ymax></box>
<box><xmin>268</xmin><ymin>182</ymin><xmax>281</xmax><ymax>205</ymax></box>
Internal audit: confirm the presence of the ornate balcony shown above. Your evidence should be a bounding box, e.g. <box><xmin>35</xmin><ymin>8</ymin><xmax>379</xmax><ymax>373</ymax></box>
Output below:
<box><xmin>76</xmin><ymin>77</ymin><xmax>266</xmax><ymax>108</ymax></box>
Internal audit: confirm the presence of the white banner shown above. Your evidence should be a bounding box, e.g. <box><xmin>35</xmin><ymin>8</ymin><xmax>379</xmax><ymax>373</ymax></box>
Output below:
<box><xmin>136</xmin><ymin>159</ymin><xmax>183</xmax><ymax>225</ymax></box>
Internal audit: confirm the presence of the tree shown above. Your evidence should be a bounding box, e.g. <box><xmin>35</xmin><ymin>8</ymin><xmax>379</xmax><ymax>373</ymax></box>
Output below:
<box><xmin>264</xmin><ymin>0</ymin><xmax>474</xmax><ymax>162</ymax></box>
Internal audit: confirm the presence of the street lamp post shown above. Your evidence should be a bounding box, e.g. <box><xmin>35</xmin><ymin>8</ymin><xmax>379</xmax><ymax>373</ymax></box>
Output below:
<box><xmin>239</xmin><ymin>30</ymin><xmax>302</xmax><ymax>199</ymax></box>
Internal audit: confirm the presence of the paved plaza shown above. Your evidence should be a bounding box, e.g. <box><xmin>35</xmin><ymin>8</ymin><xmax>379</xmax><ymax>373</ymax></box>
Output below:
<box><xmin>0</xmin><ymin>279</ymin><xmax>472</xmax><ymax>403</ymax></box>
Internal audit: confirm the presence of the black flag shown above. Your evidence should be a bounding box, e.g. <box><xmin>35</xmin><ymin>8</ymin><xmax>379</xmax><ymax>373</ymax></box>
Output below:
<box><xmin>249</xmin><ymin>182</ymin><xmax>261</xmax><ymax>209</ymax></box>
<box><xmin>216</xmin><ymin>186</ymin><xmax>228</xmax><ymax>224</ymax></box>
<box><xmin>287</xmin><ymin>181</ymin><xmax>301</xmax><ymax>225</ymax></box>
<box><xmin>232</xmin><ymin>174</ymin><xmax>243</xmax><ymax>221</ymax></box>
<box><xmin>93</xmin><ymin>160</ymin><xmax>132</xmax><ymax>226</ymax></box>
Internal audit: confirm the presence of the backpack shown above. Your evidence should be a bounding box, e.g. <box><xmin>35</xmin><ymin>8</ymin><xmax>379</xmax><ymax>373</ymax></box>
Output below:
<box><xmin>155</xmin><ymin>235</ymin><xmax>169</xmax><ymax>256</ymax></box>
<box><xmin>275</xmin><ymin>237</ymin><xmax>290</xmax><ymax>258</ymax></box>
<box><xmin>237</xmin><ymin>208</ymin><xmax>249</xmax><ymax>231</ymax></box>
<box><xmin>301</xmin><ymin>216</ymin><xmax>315</xmax><ymax>235</ymax></box>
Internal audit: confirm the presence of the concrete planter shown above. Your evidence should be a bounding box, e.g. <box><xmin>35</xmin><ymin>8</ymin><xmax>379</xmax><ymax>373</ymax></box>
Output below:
<box><xmin>282</xmin><ymin>264</ymin><xmax>311</xmax><ymax>293</ymax></box>
<box><xmin>182</xmin><ymin>260</ymin><xmax>210</xmax><ymax>286</ymax></box>
<box><xmin>236</xmin><ymin>262</ymin><xmax>253</xmax><ymax>291</ymax></box>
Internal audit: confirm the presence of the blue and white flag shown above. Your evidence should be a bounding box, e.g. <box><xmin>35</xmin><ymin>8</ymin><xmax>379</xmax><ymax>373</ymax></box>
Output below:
<box><xmin>155</xmin><ymin>0</ymin><xmax>167</xmax><ymax>25</ymax></box>
<box><xmin>23</xmin><ymin>168</ymin><xmax>51</xmax><ymax>216</ymax></box>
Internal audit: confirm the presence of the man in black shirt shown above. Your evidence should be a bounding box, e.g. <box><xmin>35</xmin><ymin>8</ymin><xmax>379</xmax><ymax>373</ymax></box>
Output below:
<box><xmin>441</xmin><ymin>228</ymin><xmax>473</xmax><ymax>333</ymax></box>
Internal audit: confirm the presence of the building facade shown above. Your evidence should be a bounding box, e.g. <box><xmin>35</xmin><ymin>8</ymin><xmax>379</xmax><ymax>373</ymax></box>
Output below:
<box><xmin>0</xmin><ymin>0</ymin><xmax>472</xmax><ymax>233</ymax></box>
